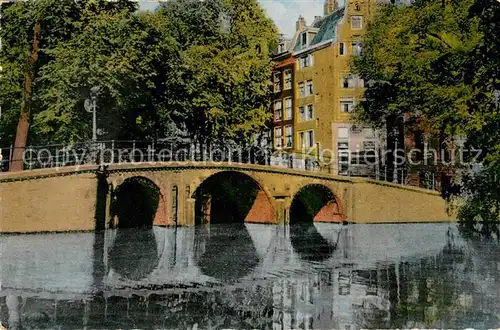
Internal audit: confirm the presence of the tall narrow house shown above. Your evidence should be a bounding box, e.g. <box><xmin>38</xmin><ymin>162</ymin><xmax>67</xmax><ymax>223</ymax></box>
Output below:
<box><xmin>271</xmin><ymin>0</ymin><xmax>382</xmax><ymax>176</ymax></box>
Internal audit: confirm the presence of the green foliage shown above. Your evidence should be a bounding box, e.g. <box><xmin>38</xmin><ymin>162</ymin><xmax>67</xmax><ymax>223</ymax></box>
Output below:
<box><xmin>0</xmin><ymin>0</ymin><xmax>278</xmax><ymax>146</ymax></box>
<box><xmin>159</xmin><ymin>0</ymin><xmax>278</xmax><ymax>144</ymax></box>
<box><xmin>353</xmin><ymin>0</ymin><xmax>499</xmax><ymax>234</ymax></box>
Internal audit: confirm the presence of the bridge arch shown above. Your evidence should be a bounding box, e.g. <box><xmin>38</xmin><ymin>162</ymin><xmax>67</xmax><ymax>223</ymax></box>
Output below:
<box><xmin>289</xmin><ymin>184</ymin><xmax>344</xmax><ymax>224</ymax></box>
<box><xmin>192</xmin><ymin>170</ymin><xmax>276</xmax><ymax>224</ymax></box>
<box><xmin>111</xmin><ymin>176</ymin><xmax>169</xmax><ymax>228</ymax></box>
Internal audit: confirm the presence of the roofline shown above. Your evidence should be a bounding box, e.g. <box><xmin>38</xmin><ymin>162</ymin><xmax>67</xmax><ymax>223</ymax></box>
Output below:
<box><xmin>291</xmin><ymin>39</ymin><xmax>334</xmax><ymax>57</ymax></box>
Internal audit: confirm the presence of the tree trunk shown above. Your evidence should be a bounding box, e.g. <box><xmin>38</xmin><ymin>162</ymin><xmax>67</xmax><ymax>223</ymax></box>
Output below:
<box><xmin>10</xmin><ymin>22</ymin><xmax>41</xmax><ymax>172</ymax></box>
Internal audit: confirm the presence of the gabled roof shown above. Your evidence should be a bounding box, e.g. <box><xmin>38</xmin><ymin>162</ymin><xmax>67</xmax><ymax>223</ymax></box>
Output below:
<box><xmin>291</xmin><ymin>6</ymin><xmax>345</xmax><ymax>54</ymax></box>
<box><xmin>310</xmin><ymin>7</ymin><xmax>345</xmax><ymax>46</ymax></box>
<box><xmin>292</xmin><ymin>27</ymin><xmax>320</xmax><ymax>52</ymax></box>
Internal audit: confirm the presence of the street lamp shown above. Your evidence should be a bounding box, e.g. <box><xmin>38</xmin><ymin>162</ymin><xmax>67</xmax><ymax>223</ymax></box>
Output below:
<box><xmin>84</xmin><ymin>86</ymin><xmax>100</xmax><ymax>162</ymax></box>
<box><xmin>393</xmin><ymin>136</ymin><xmax>399</xmax><ymax>183</ymax></box>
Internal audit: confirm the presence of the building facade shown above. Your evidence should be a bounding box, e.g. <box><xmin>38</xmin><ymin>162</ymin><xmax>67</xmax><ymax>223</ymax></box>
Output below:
<box><xmin>271</xmin><ymin>37</ymin><xmax>296</xmax><ymax>153</ymax></box>
<box><xmin>271</xmin><ymin>0</ymin><xmax>382</xmax><ymax>176</ymax></box>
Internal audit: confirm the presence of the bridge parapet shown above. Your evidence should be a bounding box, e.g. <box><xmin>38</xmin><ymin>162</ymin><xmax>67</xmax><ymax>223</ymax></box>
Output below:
<box><xmin>0</xmin><ymin>162</ymin><xmax>455</xmax><ymax>233</ymax></box>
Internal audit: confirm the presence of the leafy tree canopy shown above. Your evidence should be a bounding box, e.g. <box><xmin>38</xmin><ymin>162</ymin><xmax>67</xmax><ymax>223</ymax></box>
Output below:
<box><xmin>0</xmin><ymin>0</ymin><xmax>278</xmax><ymax>147</ymax></box>
<box><xmin>353</xmin><ymin>0</ymin><xmax>500</xmax><ymax>233</ymax></box>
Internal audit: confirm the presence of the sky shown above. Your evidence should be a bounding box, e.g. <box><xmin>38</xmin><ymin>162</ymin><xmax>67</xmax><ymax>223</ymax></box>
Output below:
<box><xmin>138</xmin><ymin>0</ymin><xmax>325</xmax><ymax>38</ymax></box>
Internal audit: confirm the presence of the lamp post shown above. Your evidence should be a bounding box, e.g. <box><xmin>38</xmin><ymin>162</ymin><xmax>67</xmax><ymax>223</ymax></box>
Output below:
<box><xmin>84</xmin><ymin>86</ymin><xmax>100</xmax><ymax>162</ymax></box>
<box><xmin>393</xmin><ymin>128</ymin><xmax>399</xmax><ymax>184</ymax></box>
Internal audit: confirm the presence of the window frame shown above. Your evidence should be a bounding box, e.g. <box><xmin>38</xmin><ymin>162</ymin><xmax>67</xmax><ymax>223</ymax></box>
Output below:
<box><xmin>274</xmin><ymin>100</ymin><xmax>283</xmax><ymax>121</ymax></box>
<box><xmin>306</xmin><ymin>80</ymin><xmax>313</xmax><ymax>96</ymax></box>
<box><xmin>284</xmin><ymin>70</ymin><xmax>292</xmax><ymax>90</ymax></box>
<box><xmin>285</xmin><ymin>125</ymin><xmax>293</xmax><ymax>148</ymax></box>
<box><xmin>299</xmin><ymin>130</ymin><xmax>315</xmax><ymax>148</ymax></box>
<box><xmin>351</xmin><ymin>15</ymin><xmax>363</xmax><ymax>30</ymax></box>
<box><xmin>284</xmin><ymin>97</ymin><xmax>292</xmax><ymax>120</ymax></box>
<box><xmin>306</xmin><ymin>104</ymin><xmax>314</xmax><ymax>120</ymax></box>
<box><xmin>298</xmin><ymin>82</ymin><xmax>305</xmax><ymax>97</ymax></box>
<box><xmin>274</xmin><ymin>126</ymin><xmax>283</xmax><ymax>149</ymax></box>
<box><xmin>299</xmin><ymin>106</ymin><xmax>305</xmax><ymax>121</ymax></box>
<box><xmin>352</xmin><ymin>41</ymin><xmax>363</xmax><ymax>56</ymax></box>
<box><xmin>301</xmin><ymin>32</ymin><xmax>308</xmax><ymax>48</ymax></box>
<box><xmin>274</xmin><ymin>72</ymin><xmax>282</xmax><ymax>92</ymax></box>
<box><xmin>307</xmin><ymin>130</ymin><xmax>315</xmax><ymax>147</ymax></box>
<box><xmin>340</xmin><ymin>97</ymin><xmax>355</xmax><ymax>113</ymax></box>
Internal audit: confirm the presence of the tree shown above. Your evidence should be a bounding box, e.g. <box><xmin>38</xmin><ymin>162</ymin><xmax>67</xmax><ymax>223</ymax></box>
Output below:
<box><xmin>158</xmin><ymin>0</ymin><xmax>278</xmax><ymax>146</ymax></box>
<box><xmin>35</xmin><ymin>4</ymin><xmax>175</xmax><ymax>143</ymax></box>
<box><xmin>1</xmin><ymin>0</ymin><xmax>84</xmax><ymax>170</ymax></box>
<box><xmin>0</xmin><ymin>0</ymin><xmax>153</xmax><ymax>169</ymax></box>
<box><xmin>353</xmin><ymin>0</ymin><xmax>500</xmax><ymax>234</ymax></box>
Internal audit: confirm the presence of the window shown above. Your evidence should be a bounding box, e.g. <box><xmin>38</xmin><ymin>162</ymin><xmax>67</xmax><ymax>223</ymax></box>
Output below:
<box><xmin>299</xmin><ymin>54</ymin><xmax>313</xmax><ymax>69</ymax></box>
<box><xmin>299</xmin><ymin>82</ymin><xmax>305</xmax><ymax>97</ymax></box>
<box><xmin>307</xmin><ymin>130</ymin><xmax>314</xmax><ymax>147</ymax></box>
<box><xmin>274</xmin><ymin>72</ymin><xmax>281</xmax><ymax>92</ymax></box>
<box><xmin>342</xmin><ymin>75</ymin><xmax>354</xmax><ymax>88</ymax></box>
<box><xmin>339</xmin><ymin>42</ymin><xmax>346</xmax><ymax>55</ymax></box>
<box><xmin>285</xmin><ymin>97</ymin><xmax>292</xmax><ymax>120</ymax></box>
<box><xmin>351</xmin><ymin>16</ymin><xmax>363</xmax><ymax>29</ymax></box>
<box><xmin>299</xmin><ymin>106</ymin><xmax>305</xmax><ymax>121</ymax></box>
<box><xmin>341</xmin><ymin>75</ymin><xmax>364</xmax><ymax>88</ymax></box>
<box><xmin>338</xmin><ymin>141</ymin><xmax>350</xmax><ymax>174</ymax></box>
<box><xmin>285</xmin><ymin>125</ymin><xmax>293</xmax><ymax>148</ymax></box>
<box><xmin>278</xmin><ymin>43</ymin><xmax>285</xmax><ymax>53</ymax></box>
<box><xmin>274</xmin><ymin>127</ymin><xmax>283</xmax><ymax>149</ymax></box>
<box><xmin>299</xmin><ymin>130</ymin><xmax>314</xmax><ymax>148</ymax></box>
<box><xmin>306</xmin><ymin>80</ymin><xmax>313</xmax><ymax>96</ymax></box>
<box><xmin>338</xmin><ymin>127</ymin><xmax>349</xmax><ymax>139</ymax></box>
<box><xmin>284</xmin><ymin>70</ymin><xmax>292</xmax><ymax>90</ymax></box>
<box><xmin>274</xmin><ymin>100</ymin><xmax>282</xmax><ymax>121</ymax></box>
<box><xmin>307</xmin><ymin>104</ymin><xmax>314</xmax><ymax>120</ymax></box>
<box><xmin>340</xmin><ymin>97</ymin><xmax>355</xmax><ymax>113</ymax></box>
<box><xmin>352</xmin><ymin>41</ymin><xmax>363</xmax><ymax>56</ymax></box>
<box><xmin>301</xmin><ymin>32</ymin><xmax>308</xmax><ymax>48</ymax></box>
<box><xmin>299</xmin><ymin>105</ymin><xmax>314</xmax><ymax>121</ymax></box>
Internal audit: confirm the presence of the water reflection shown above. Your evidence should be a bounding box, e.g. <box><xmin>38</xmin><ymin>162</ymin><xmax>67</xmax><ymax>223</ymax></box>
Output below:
<box><xmin>1</xmin><ymin>224</ymin><xmax>500</xmax><ymax>329</ymax></box>
<box><xmin>289</xmin><ymin>222</ymin><xmax>336</xmax><ymax>262</ymax></box>
<box><xmin>194</xmin><ymin>224</ymin><xmax>260</xmax><ymax>282</ymax></box>
<box><xmin>107</xmin><ymin>228</ymin><xmax>159</xmax><ymax>281</ymax></box>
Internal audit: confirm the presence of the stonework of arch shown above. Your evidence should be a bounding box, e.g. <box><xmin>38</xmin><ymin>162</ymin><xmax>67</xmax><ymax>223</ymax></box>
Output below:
<box><xmin>289</xmin><ymin>183</ymin><xmax>345</xmax><ymax>224</ymax></box>
<box><xmin>191</xmin><ymin>170</ymin><xmax>276</xmax><ymax>224</ymax></box>
<box><xmin>110</xmin><ymin>175</ymin><xmax>170</xmax><ymax>228</ymax></box>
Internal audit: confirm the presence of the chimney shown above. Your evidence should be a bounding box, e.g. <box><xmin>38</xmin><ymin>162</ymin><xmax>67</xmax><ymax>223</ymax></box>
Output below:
<box><xmin>324</xmin><ymin>0</ymin><xmax>339</xmax><ymax>15</ymax></box>
<box><xmin>296</xmin><ymin>15</ymin><xmax>306</xmax><ymax>32</ymax></box>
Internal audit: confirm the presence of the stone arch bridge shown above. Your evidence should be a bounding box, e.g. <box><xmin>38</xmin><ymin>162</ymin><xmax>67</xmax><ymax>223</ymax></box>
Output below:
<box><xmin>0</xmin><ymin>162</ymin><xmax>454</xmax><ymax>233</ymax></box>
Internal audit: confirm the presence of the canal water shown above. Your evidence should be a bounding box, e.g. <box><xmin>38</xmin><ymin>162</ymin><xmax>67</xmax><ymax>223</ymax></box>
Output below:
<box><xmin>1</xmin><ymin>223</ymin><xmax>499</xmax><ymax>329</ymax></box>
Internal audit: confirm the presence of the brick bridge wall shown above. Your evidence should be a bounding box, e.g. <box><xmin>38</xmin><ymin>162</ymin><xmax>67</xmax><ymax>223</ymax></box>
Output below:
<box><xmin>0</xmin><ymin>163</ymin><xmax>456</xmax><ymax>233</ymax></box>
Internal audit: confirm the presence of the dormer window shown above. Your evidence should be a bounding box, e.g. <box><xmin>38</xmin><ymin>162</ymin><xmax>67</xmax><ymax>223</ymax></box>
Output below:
<box><xmin>301</xmin><ymin>32</ymin><xmax>308</xmax><ymax>49</ymax></box>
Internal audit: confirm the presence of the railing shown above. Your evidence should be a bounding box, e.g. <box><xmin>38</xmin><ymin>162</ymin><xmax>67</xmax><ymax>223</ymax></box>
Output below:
<box><xmin>0</xmin><ymin>140</ymin><xmax>439</xmax><ymax>190</ymax></box>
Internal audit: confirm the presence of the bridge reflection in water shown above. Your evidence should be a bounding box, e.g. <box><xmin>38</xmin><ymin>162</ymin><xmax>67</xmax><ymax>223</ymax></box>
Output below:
<box><xmin>1</xmin><ymin>224</ymin><xmax>499</xmax><ymax>329</ymax></box>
